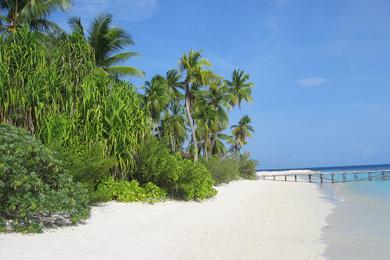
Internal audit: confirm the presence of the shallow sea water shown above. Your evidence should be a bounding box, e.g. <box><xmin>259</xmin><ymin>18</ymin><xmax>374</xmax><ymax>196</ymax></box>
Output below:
<box><xmin>319</xmin><ymin>167</ymin><xmax>390</xmax><ymax>260</ymax></box>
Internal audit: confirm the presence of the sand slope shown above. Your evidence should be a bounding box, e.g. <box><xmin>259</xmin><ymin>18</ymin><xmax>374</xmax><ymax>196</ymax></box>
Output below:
<box><xmin>0</xmin><ymin>179</ymin><xmax>332</xmax><ymax>260</ymax></box>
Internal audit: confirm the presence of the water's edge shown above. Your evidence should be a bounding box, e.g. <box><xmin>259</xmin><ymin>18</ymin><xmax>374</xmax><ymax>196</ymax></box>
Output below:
<box><xmin>319</xmin><ymin>179</ymin><xmax>390</xmax><ymax>260</ymax></box>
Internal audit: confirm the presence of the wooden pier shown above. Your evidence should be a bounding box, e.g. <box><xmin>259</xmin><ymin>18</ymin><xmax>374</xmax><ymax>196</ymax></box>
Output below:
<box><xmin>259</xmin><ymin>170</ymin><xmax>390</xmax><ymax>183</ymax></box>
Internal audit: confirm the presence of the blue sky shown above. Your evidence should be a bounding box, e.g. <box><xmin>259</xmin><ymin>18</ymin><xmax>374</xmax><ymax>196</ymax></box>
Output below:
<box><xmin>52</xmin><ymin>0</ymin><xmax>390</xmax><ymax>169</ymax></box>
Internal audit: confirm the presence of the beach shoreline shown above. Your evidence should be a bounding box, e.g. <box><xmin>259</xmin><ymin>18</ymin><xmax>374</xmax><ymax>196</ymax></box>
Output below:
<box><xmin>321</xmin><ymin>180</ymin><xmax>390</xmax><ymax>260</ymax></box>
<box><xmin>0</xmin><ymin>175</ymin><xmax>334</xmax><ymax>260</ymax></box>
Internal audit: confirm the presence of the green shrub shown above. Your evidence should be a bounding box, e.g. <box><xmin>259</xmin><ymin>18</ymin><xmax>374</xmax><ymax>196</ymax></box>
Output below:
<box><xmin>53</xmin><ymin>142</ymin><xmax>115</xmax><ymax>202</ymax></box>
<box><xmin>134</xmin><ymin>138</ymin><xmax>182</xmax><ymax>194</ymax></box>
<box><xmin>204</xmin><ymin>157</ymin><xmax>240</xmax><ymax>185</ymax></box>
<box><xmin>134</xmin><ymin>138</ymin><xmax>217</xmax><ymax>200</ymax></box>
<box><xmin>239</xmin><ymin>153</ymin><xmax>258</xmax><ymax>180</ymax></box>
<box><xmin>95</xmin><ymin>178</ymin><xmax>167</xmax><ymax>203</ymax></box>
<box><xmin>177</xmin><ymin>160</ymin><xmax>217</xmax><ymax>200</ymax></box>
<box><xmin>0</xmin><ymin>124</ymin><xmax>90</xmax><ymax>233</ymax></box>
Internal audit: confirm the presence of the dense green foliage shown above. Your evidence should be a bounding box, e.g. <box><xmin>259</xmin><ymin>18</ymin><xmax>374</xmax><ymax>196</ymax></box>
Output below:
<box><xmin>0</xmin><ymin>29</ymin><xmax>151</xmax><ymax>177</ymax></box>
<box><xmin>0</xmin><ymin>125</ymin><xmax>90</xmax><ymax>233</ymax></box>
<box><xmin>142</xmin><ymin>50</ymin><xmax>255</xmax><ymax>161</ymax></box>
<box><xmin>95</xmin><ymin>178</ymin><xmax>167</xmax><ymax>203</ymax></box>
<box><xmin>204</xmin><ymin>157</ymin><xmax>240</xmax><ymax>185</ymax></box>
<box><xmin>176</xmin><ymin>160</ymin><xmax>217</xmax><ymax>200</ymax></box>
<box><xmin>0</xmin><ymin>4</ymin><xmax>258</xmax><ymax>233</ymax></box>
<box><xmin>238</xmin><ymin>153</ymin><xmax>258</xmax><ymax>180</ymax></box>
<box><xmin>68</xmin><ymin>14</ymin><xmax>143</xmax><ymax>78</ymax></box>
<box><xmin>205</xmin><ymin>154</ymin><xmax>258</xmax><ymax>185</ymax></box>
<box><xmin>0</xmin><ymin>0</ymin><xmax>71</xmax><ymax>33</ymax></box>
<box><xmin>135</xmin><ymin>138</ymin><xmax>216</xmax><ymax>200</ymax></box>
<box><xmin>53</xmin><ymin>143</ymin><xmax>115</xmax><ymax>203</ymax></box>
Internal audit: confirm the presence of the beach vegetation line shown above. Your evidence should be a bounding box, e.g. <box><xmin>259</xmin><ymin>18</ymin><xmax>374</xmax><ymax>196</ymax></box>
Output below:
<box><xmin>0</xmin><ymin>1</ymin><xmax>256</xmax><ymax>233</ymax></box>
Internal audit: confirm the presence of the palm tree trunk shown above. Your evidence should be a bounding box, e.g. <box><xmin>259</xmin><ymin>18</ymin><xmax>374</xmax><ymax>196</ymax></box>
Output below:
<box><xmin>210</xmin><ymin>133</ymin><xmax>217</xmax><ymax>156</ymax></box>
<box><xmin>204</xmin><ymin>137</ymin><xmax>209</xmax><ymax>160</ymax></box>
<box><xmin>170</xmin><ymin>134</ymin><xmax>175</xmax><ymax>152</ymax></box>
<box><xmin>185</xmin><ymin>95</ymin><xmax>198</xmax><ymax>161</ymax></box>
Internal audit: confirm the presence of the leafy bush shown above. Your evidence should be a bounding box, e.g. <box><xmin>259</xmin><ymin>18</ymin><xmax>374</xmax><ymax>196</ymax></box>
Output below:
<box><xmin>177</xmin><ymin>160</ymin><xmax>217</xmax><ymax>200</ymax></box>
<box><xmin>95</xmin><ymin>178</ymin><xmax>166</xmax><ymax>203</ymax></box>
<box><xmin>239</xmin><ymin>153</ymin><xmax>258</xmax><ymax>180</ymax></box>
<box><xmin>134</xmin><ymin>138</ymin><xmax>182</xmax><ymax>194</ymax></box>
<box><xmin>53</xmin><ymin>142</ymin><xmax>115</xmax><ymax>202</ymax></box>
<box><xmin>204</xmin><ymin>157</ymin><xmax>240</xmax><ymax>185</ymax></box>
<box><xmin>135</xmin><ymin>138</ymin><xmax>216</xmax><ymax>200</ymax></box>
<box><xmin>0</xmin><ymin>124</ymin><xmax>90</xmax><ymax>233</ymax></box>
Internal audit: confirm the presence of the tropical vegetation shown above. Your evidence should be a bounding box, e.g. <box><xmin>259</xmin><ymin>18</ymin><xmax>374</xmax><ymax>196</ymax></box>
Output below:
<box><xmin>0</xmin><ymin>125</ymin><xmax>90</xmax><ymax>233</ymax></box>
<box><xmin>0</xmin><ymin>1</ymin><xmax>257</xmax><ymax>233</ymax></box>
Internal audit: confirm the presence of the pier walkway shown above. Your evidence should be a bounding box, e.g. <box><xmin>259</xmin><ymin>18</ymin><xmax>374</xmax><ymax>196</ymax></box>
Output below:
<box><xmin>258</xmin><ymin>170</ymin><xmax>390</xmax><ymax>183</ymax></box>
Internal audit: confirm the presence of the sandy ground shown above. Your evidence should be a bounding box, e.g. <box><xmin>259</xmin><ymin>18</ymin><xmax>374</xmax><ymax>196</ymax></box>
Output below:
<box><xmin>0</xmin><ymin>176</ymin><xmax>333</xmax><ymax>260</ymax></box>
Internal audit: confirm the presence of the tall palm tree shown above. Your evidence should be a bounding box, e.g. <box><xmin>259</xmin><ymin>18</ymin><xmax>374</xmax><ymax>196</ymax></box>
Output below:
<box><xmin>226</xmin><ymin>69</ymin><xmax>254</xmax><ymax>109</ymax></box>
<box><xmin>231</xmin><ymin>115</ymin><xmax>254</xmax><ymax>151</ymax></box>
<box><xmin>178</xmin><ymin>50</ymin><xmax>214</xmax><ymax>161</ymax></box>
<box><xmin>207</xmin><ymin>78</ymin><xmax>230</xmax><ymax>155</ymax></box>
<box><xmin>68</xmin><ymin>14</ymin><xmax>143</xmax><ymax>78</ymax></box>
<box><xmin>0</xmin><ymin>0</ymin><xmax>70</xmax><ymax>32</ymax></box>
<box><xmin>162</xmin><ymin>103</ymin><xmax>187</xmax><ymax>152</ymax></box>
<box><xmin>165</xmin><ymin>69</ymin><xmax>183</xmax><ymax>102</ymax></box>
<box><xmin>194</xmin><ymin>95</ymin><xmax>217</xmax><ymax>159</ymax></box>
<box><xmin>143</xmin><ymin>75</ymin><xmax>171</xmax><ymax>129</ymax></box>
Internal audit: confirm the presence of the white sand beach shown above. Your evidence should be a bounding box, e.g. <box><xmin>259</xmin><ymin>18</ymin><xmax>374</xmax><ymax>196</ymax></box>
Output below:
<box><xmin>0</xmin><ymin>175</ymin><xmax>333</xmax><ymax>260</ymax></box>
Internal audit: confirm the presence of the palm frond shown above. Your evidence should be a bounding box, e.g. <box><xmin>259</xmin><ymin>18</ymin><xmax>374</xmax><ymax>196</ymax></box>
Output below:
<box><xmin>103</xmin><ymin>51</ymin><xmax>139</xmax><ymax>66</ymax></box>
<box><xmin>68</xmin><ymin>16</ymin><xmax>85</xmax><ymax>36</ymax></box>
<box><xmin>105</xmin><ymin>66</ymin><xmax>145</xmax><ymax>77</ymax></box>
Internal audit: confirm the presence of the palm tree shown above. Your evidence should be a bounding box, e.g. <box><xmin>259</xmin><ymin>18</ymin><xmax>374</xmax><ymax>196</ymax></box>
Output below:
<box><xmin>226</xmin><ymin>69</ymin><xmax>254</xmax><ymax>109</ymax></box>
<box><xmin>178</xmin><ymin>50</ymin><xmax>214</xmax><ymax>161</ymax></box>
<box><xmin>231</xmin><ymin>115</ymin><xmax>254</xmax><ymax>152</ymax></box>
<box><xmin>194</xmin><ymin>95</ymin><xmax>217</xmax><ymax>159</ymax></box>
<box><xmin>212</xmin><ymin>133</ymin><xmax>229</xmax><ymax>156</ymax></box>
<box><xmin>194</xmin><ymin>78</ymin><xmax>231</xmax><ymax>159</ymax></box>
<box><xmin>165</xmin><ymin>69</ymin><xmax>183</xmax><ymax>102</ymax></box>
<box><xmin>161</xmin><ymin>103</ymin><xmax>187</xmax><ymax>152</ymax></box>
<box><xmin>207</xmin><ymin>78</ymin><xmax>230</xmax><ymax>155</ymax></box>
<box><xmin>225</xmin><ymin>134</ymin><xmax>241</xmax><ymax>154</ymax></box>
<box><xmin>0</xmin><ymin>0</ymin><xmax>70</xmax><ymax>32</ymax></box>
<box><xmin>143</xmin><ymin>75</ymin><xmax>171</xmax><ymax>133</ymax></box>
<box><xmin>68</xmin><ymin>14</ymin><xmax>143</xmax><ymax>78</ymax></box>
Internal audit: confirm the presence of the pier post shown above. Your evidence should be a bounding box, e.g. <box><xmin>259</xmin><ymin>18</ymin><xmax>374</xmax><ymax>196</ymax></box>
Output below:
<box><xmin>320</xmin><ymin>174</ymin><xmax>323</xmax><ymax>183</ymax></box>
<box><xmin>308</xmin><ymin>174</ymin><xmax>312</xmax><ymax>183</ymax></box>
<box><xmin>284</xmin><ymin>175</ymin><xmax>287</xmax><ymax>181</ymax></box>
<box><xmin>294</xmin><ymin>175</ymin><xmax>297</xmax><ymax>182</ymax></box>
<box><xmin>273</xmin><ymin>175</ymin><xmax>276</xmax><ymax>181</ymax></box>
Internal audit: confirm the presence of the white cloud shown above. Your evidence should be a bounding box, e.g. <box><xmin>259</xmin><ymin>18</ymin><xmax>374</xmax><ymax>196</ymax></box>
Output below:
<box><xmin>71</xmin><ymin>0</ymin><xmax>158</xmax><ymax>22</ymax></box>
<box><xmin>297</xmin><ymin>77</ymin><xmax>326</xmax><ymax>87</ymax></box>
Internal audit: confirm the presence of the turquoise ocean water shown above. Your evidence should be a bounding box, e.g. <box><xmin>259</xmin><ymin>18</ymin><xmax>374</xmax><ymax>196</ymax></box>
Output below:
<box><xmin>312</xmin><ymin>164</ymin><xmax>390</xmax><ymax>260</ymax></box>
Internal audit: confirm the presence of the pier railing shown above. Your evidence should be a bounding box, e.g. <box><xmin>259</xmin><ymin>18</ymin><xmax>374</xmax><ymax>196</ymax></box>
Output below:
<box><xmin>259</xmin><ymin>170</ymin><xmax>390</xmax><ymax>183</ymax></box>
